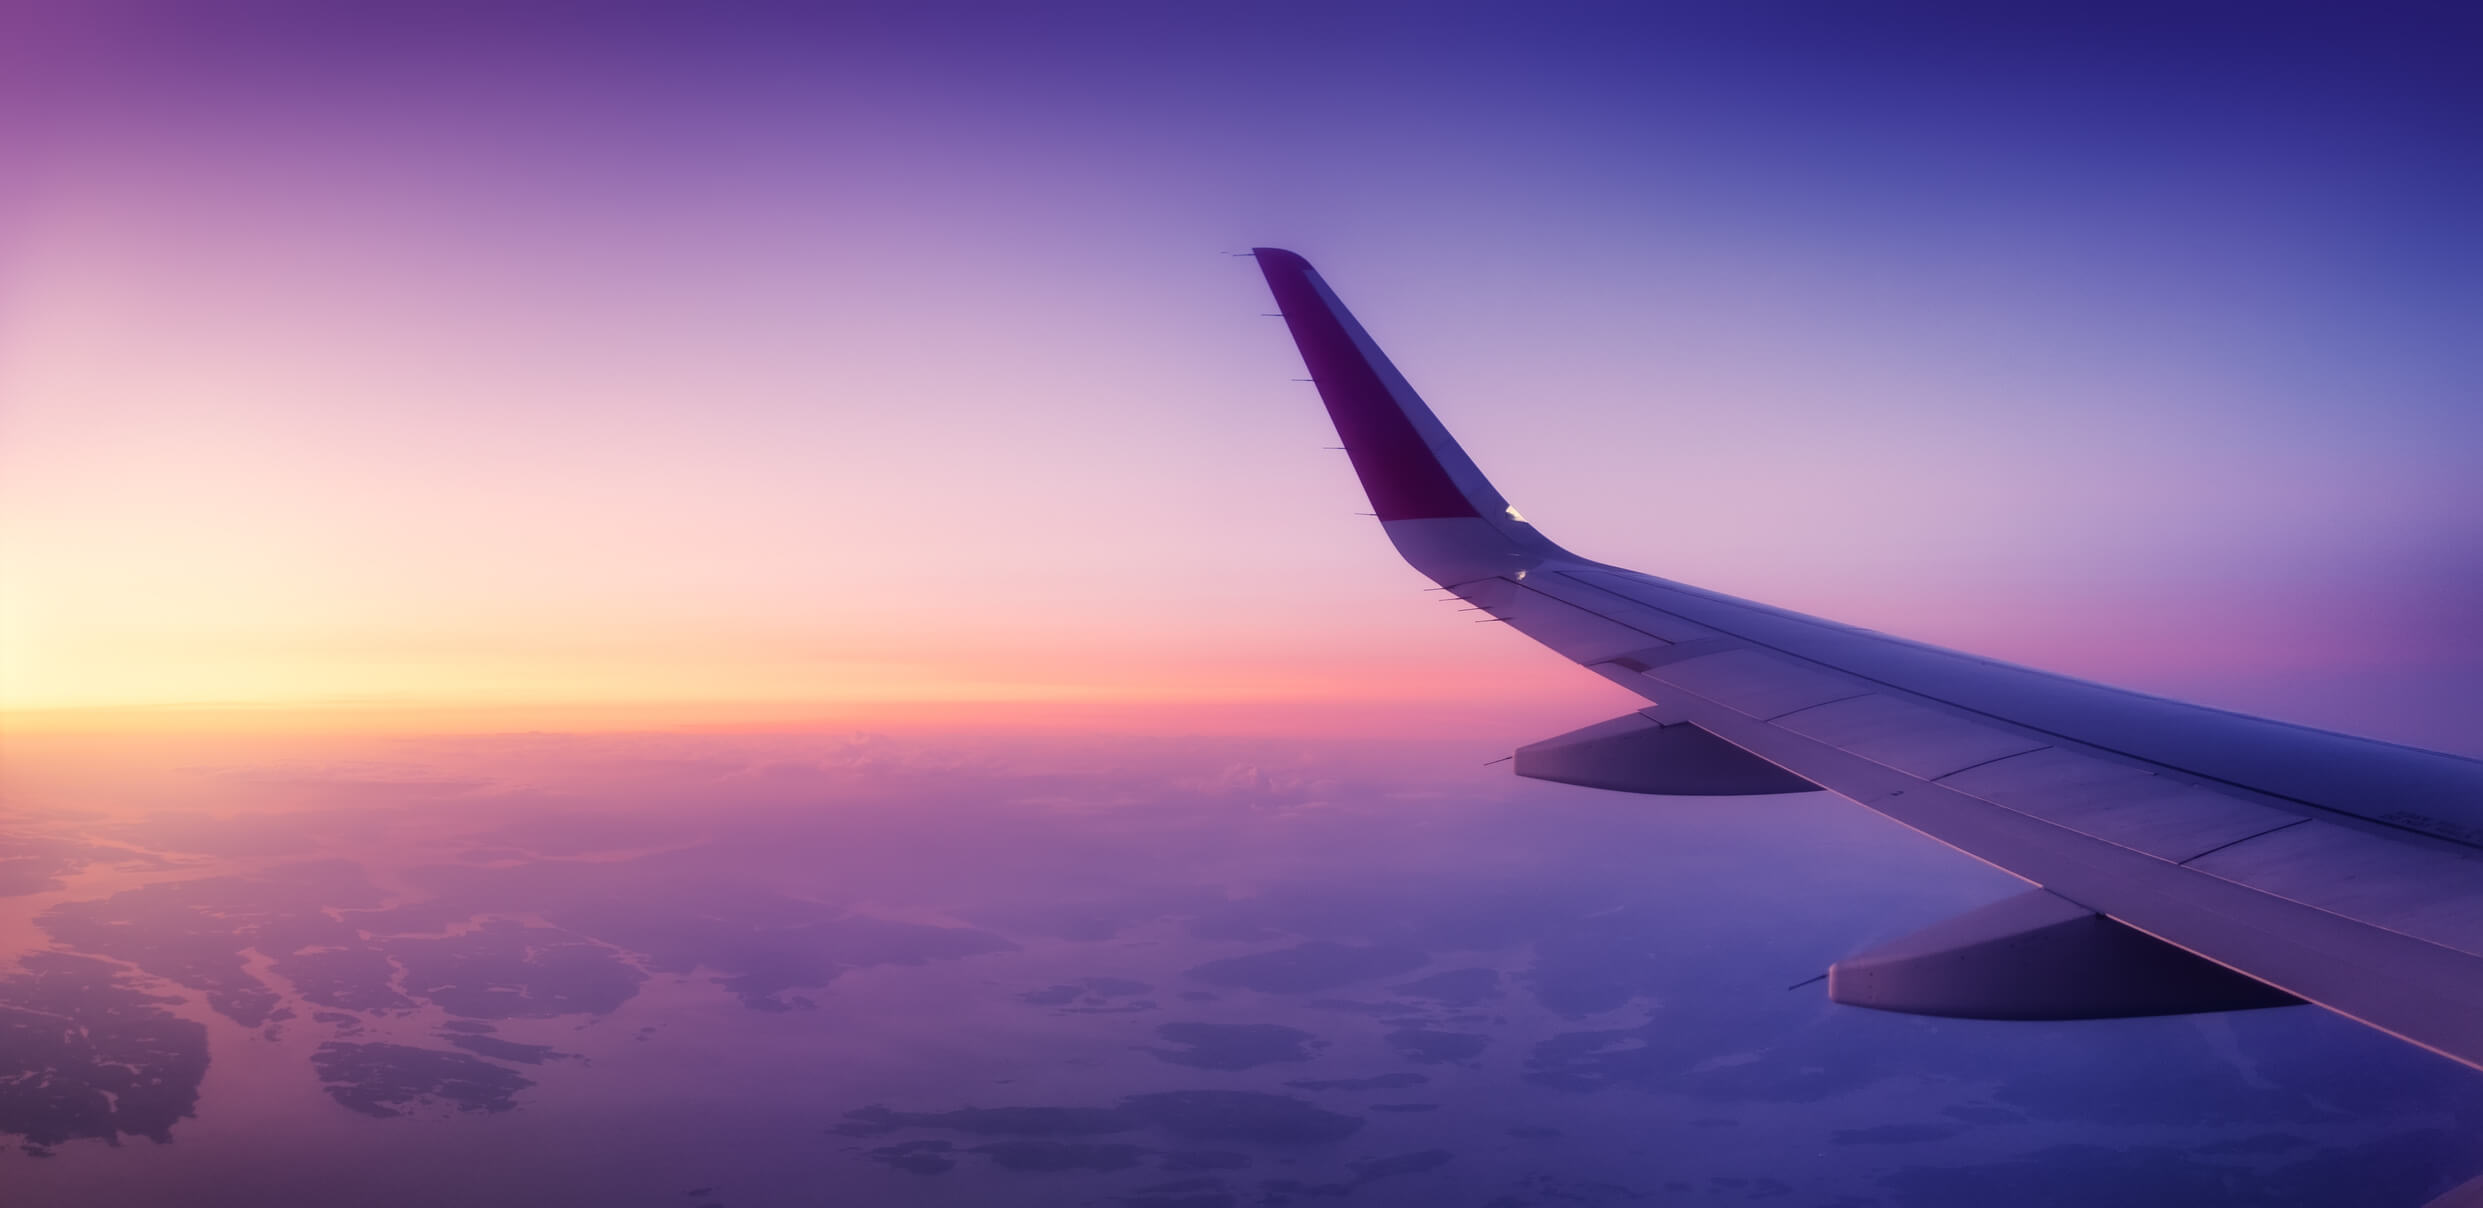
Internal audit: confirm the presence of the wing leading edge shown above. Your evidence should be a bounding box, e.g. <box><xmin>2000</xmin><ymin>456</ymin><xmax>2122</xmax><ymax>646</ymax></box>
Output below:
<box><xmin>1252</xmin><ymin>247</ymin><xmax>2483</xmax><ymax>1073</ymax></box>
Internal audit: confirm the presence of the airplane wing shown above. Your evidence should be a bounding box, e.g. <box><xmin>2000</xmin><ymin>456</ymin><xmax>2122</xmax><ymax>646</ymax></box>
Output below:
<box><xmin>1252</xmin><ymin>246</ymin><xmax>2483</xmax><ymax>1072</ymax></box>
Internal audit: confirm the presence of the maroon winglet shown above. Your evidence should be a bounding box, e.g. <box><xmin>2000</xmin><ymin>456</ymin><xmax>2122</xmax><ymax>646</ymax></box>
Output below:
<box><xmin>1254</xmin><ymin>248</ymin><xmax>1481</xmax><ymax>521</ymax></box>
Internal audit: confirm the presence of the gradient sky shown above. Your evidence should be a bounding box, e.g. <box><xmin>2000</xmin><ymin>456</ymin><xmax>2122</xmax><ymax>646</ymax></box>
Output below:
<box><xmin>5</xmin><ymin>2</ymin><xmax>2480</xmax><ymax>748</ymax></box>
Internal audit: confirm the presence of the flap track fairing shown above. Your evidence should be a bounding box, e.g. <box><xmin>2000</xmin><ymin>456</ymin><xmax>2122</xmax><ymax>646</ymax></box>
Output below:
<box><xmin>1828</xmin><ymin>889</ymin><xmax>2304</xmax><ymax>1021</ymax></box>
<box><xmin>1514</xmin><ymin>713</ymin><xmax>1821</xmax><ymax>796</ymax></box>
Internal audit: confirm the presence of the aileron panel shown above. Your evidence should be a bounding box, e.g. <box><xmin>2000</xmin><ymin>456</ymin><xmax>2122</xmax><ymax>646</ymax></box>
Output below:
<box><xmin>1771</xmin><ymin>694</ymin><xmax>2051</xmax><ymax>781</ymax></box>
<box><xmin>1645</xmin><ymin>649</ymin><xmax>1865</xmax><ymax>720</ymax></box>
<box><xmin>1940</xmin><ymin>749</ymin><xmax>2303</xmax><ymax>863</ymax></box>
<box><xmin>2189</xmin><ymin>823</ymin><xmax>2483</xmax><ymax>960</ymax></box>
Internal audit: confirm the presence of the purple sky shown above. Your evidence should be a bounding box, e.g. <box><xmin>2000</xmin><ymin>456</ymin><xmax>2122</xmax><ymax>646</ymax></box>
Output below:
<box><xmin>5</xmin><ymin>1</ymin><xmax>2479</xmax><ymax>750</ymax></box>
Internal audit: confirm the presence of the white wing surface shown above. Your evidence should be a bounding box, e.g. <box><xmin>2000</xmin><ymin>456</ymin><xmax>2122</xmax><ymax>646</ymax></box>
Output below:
<box><xmin>1253</xmin><ymin>247</ymin><xmax>2483</xmax><ymax>1072</ymax></box>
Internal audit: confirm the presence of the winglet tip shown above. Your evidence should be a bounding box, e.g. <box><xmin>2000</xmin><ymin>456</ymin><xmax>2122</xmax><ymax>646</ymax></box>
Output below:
<box><xmin>1251</xmin><ymin>247</ymin><xmax>1313</xmax><ymax>272</ymax></box>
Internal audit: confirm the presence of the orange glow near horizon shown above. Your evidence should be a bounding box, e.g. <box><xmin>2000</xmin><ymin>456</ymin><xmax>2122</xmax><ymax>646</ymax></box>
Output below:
<box><xmin>0</xmin><ymin>635</ymin><xmax>1621</xmax><ymax>739</ymax></box>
